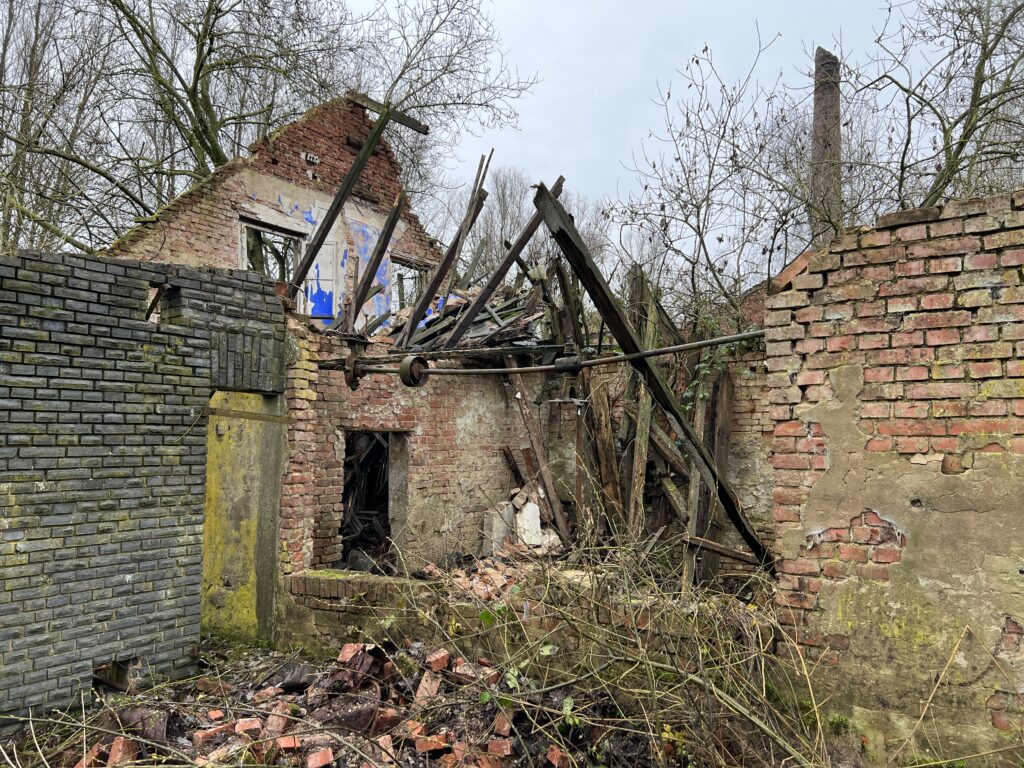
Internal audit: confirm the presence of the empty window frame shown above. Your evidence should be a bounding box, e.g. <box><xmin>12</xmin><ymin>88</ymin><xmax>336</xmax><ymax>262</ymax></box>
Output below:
<box><xmin>243</xmin><ymin>223</ymin><xmax>303</xmax><ymax>282</ymax></box>
<box><xmin>390</xmin><ymin>260</ymin><xmax>426</xmax><ymax>312</ymax></box>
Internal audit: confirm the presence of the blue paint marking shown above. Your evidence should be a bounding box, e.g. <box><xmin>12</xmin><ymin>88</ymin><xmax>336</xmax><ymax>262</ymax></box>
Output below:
<box><xmin>304</xmin><ymin>208</ymin><xmax>317</xmax><ymax>226</ymax></box>
<box><xmin>372</xmin><ymin>255</ymin><xmax>390</xmax><ymax>318</ymax></box>
<box><xmin>304</xmin><ymin>263</ymin><xmax>334</xmax><ymax>325</ymax></box>
<box><xmin>345</xmin><ymin>220</ymin><xmax>388</xmax><ymax>321</ymax></box>
<box><xmin>416</xmin><ymin>295</ymin><xmax>458</xmax><ymax>329</ymax></box>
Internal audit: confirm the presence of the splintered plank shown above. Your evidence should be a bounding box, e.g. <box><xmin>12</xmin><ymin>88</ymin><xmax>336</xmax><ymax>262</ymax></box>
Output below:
<box><xmin>443</xmin><ymin>177</ymin><xmax>565</xmax><ymax>349</ymax></box>
<box><xmin>533</xmin><ymin>183</ymin><xmax>773</xmax><ymax>571</ymax></box>
<box><xmin>400</xmin><ymin>157</ymin><xmax>490</xmax><ymax>346</ymax></box>
<box><xmin>504</xmin><ymin>357</ymin><xmax>572</xmax><ymax>545</ymax></box>
<box><xmin>583</xmin><ymin>368</ymin><xmax>623</xmax><ymax>536</ymax></box>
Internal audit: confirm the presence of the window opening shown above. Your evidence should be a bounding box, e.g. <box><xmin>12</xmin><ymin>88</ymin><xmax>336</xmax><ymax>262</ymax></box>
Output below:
<box><xmin>145</xmin><ymin>284</ymin><xmax>166</xmax><ymax>323</ymax></box>
<box><xmin>390</xmin><ymin>261</ymin><xmax>425</xmax><ymax>313</ymax></box>
<box><xmin>244</xmin><ymin>225</ymin><xmax>301</xmax><ymax>282</ymax></box>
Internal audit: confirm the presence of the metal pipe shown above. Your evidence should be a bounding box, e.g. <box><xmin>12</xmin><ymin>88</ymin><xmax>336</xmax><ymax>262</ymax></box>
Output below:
<box><xmin>357</xmin><ymin>328</ymin><xmax>764</xmax><ymax>377</ymax></box>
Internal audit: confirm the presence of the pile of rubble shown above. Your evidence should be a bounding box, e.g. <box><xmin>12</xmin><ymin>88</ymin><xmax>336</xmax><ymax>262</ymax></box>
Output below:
<box><xmin>8</xmin><ymin>641</ymin><xmax>585</xmax><ymax>768</ymax></box>
<box><xmin>420</xmin><ymin>555</ymin><xmax>532</xmax><ymax>603</ymax></box>
<box><xmin>484</xmin><ymin>487</ymin><xmax>562</xmax><ymax>557</ymax></box>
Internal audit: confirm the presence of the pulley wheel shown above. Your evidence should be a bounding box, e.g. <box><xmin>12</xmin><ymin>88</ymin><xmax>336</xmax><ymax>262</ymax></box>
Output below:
<box><xmin>399</xmin><ymin>355</ymin><xmax>430</xmax><ymax>387</ymax></box>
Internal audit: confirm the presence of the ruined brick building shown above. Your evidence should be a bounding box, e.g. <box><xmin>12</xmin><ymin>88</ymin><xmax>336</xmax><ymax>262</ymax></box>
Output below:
<box><xmin>3</xmin><ymin>95</ymin><xmax>1024</xmax><ymax>760</ymax></box>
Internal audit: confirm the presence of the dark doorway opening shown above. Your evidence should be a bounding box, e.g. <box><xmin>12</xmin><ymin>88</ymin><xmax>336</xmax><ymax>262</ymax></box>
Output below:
<box><xmin>341</xmin><ymin>431</ymin><xmax>392</xmax><ymax>571</ymax></box>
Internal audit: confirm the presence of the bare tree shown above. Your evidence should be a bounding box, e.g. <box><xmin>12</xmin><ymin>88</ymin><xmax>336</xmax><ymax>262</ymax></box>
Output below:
<box><xmin>613</xmin><ymin>0</ymin><xmax>1024</xmax><ymax>328</ymax></box>
<box><xmin>430</xmin><ymin>164</ymin><xmax>612</xmax><ymax>289</ymax></box>
<box><xmin>0</xmin><ymin>0</ymin><xmax>534</xmax><ymax>255</ymax></box>
<box><xmin>612</xmin><ymin>37</ymin><xmax>806</xmax><ymax>328</ymax></box>
<box><xmin>856</xmin><ymin>0</ymin><xmax>1024</xmax><ymax>207</ymax></box>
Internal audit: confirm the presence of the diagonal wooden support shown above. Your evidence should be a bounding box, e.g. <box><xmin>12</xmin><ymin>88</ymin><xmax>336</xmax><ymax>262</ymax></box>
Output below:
<box><xmin>443</xmin><ymin>176</ymin><xmax>566</xmax><ymax>349</ymax></box>
<box><xmin>533</xmin><ymin>183</ymin><xmax>774</xmax><ymax>572</ymax></box>
<box><xmin>505</xmin><ymin>357</ymin><xmax>572</xmax><ymax>546</ymax></box>
<box><xmin>288</xmin><ymin>93</ymin><xmax>427</xmax><ymax>301</ymax></box>
<box><xmin>399</xmin><ymin>159</ymin><xmax>490</xmax><ymax>347</ymax></box>
<box><xmin>346</xmin><ymin>90</ymin><xmax>429</xmax><ymax>135</ymax></box>
<box><xmin>344</xmin><ymin>192</ymin><xmax>406</xmax><ymax>334</ymax></box>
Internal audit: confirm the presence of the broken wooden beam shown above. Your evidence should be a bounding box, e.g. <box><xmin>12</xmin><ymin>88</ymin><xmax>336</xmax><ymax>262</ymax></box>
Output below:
<box><xmin>400</xmin><ymin>158</ymin><xmax>490</xmax><ymax>347</ymax></box>
<box><xmin>533</xmin><ymin>183</ymin><xmax>774</xmax><ymax>572</ymax></box>
<box><xmin>345</xmin><ymin>192</ymin><xmax>406</xmax><ymax>334</ymax></box>
<box><xmin>345</xmin><ymin>90</ymin><xmax>430</xmax><ymax>135</ymax></box>
<box><xmin>623</xmin><ymin>403</ymin><xmax>689</xmax><ymax>480</ymax></box>
<box><xmin>658</xmin><ymin>477</ymin><xmax>756</xmax><ymax>566</ymax></box>
<box><xmin>504</xmin><ymin>357</ymin><xmax>572</xmax><ymax>545</ymax></box>
<box><xmin>442</xmin><ymin>176</ymin><xmax>566</xmax><ymax>349</ymax></box>
<box><xmin>582</xmin><ymin>368</ymin><xmax>623</xmax><ymax>538</ymax></box>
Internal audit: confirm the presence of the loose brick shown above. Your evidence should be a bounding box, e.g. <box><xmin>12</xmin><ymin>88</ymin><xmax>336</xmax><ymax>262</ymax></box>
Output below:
<box><xmin>307</xmin><ymin>748</ymin><xmax>335</xmax><ymax>768</ymax></box>
<box><xmin>425</xmin><ymin>648</ymin><xmax>450</xmax><ymax>672</ymax></box>
<box><xmin>108</xmin><ymin>737</ymin><xmax>138</xmax><ymax>767</ymax></box>
<box><xmin>488</xmin><ymin>738</ymin><xmax>514</xmax><ymax>756</ymax></box>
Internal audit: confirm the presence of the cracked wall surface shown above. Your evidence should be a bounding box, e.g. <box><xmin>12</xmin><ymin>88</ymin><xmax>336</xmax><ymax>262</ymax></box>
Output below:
<box><xmin>279</xmin><ymin>318</ymin><xmax>538</xmax><ymax>578</ymax></box>
<box><xmin>764</xmin><ymin>192</ymin><xmax>1024</xmax><ymax>759</ymax></box>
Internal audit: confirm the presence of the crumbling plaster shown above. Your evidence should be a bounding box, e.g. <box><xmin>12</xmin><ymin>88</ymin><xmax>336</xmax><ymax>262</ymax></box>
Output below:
<box><xmin>784</xmin><ymin>366</ymin><xmax>1024</xmax><ymax>755</ymax></box>
<box><xmin>237</xmin><ymin>168</ymin><xmax>414</xmax><ymax>325</ymax></box>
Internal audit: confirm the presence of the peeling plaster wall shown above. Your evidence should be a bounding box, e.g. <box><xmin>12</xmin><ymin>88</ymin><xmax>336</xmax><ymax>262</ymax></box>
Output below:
<box><xmin>764</xmin><ymin>192</ymin><xmax>1024</xmax><ymax>759</ymax></box>
<box><xmin>278</xmin><ymin>317</ymin><xmax>539</xmax><ymax>581</ymax></box>
<box><xmin>104</xmin><ymin>100</ymin><xmax>441</xmax><ymax>327</ymax></box>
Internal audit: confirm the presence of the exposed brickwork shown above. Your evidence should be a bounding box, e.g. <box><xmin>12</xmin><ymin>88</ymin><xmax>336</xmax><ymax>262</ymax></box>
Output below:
<box><xmin>986</xmin><ymin>617</ymin><xmax>1024</xmax><ymax>730</ymax></box>
<box><xmin>725</xmin><ymin>348</ymin><xmax>773</xmax><ymax>535</ymax></box>
<box><xmin>280</xmin><ymin>320</ymin><xmax>538</xmax><ymax>575</ymax></box>
<box><xmin>764</xmin><ymin>190</ymin><xmax>1024</xmax><ymax>665</ymax></box>
<box><xmin>106</xmin><ymin>99</ymin><xmax>440</xmax><ymax>271</ymax></box>
<box><xmin>0</xmin><ymin>251</ymin><xmax>284</xmax><ymax>721</ymax></box>
<box><xmin>776</xmin><ymin>510</ymin><xmax>907</xmax><ymax>630</ymax></box>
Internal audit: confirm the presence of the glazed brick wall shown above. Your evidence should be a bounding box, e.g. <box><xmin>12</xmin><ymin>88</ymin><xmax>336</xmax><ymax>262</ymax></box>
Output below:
<box><xmin>106</xmin><ymin>99</ymin><xmax>440</xmax><ymax>270</ymax></box>
<box><xmin>764</xmin><ymin>190</ymin><xmax>1024</xmax><ymax>647</ymax></box>
<box><xmin>280</xmin><ymin>319</ymin><xmax>539</xmax><ymax>576</ymax></box>
<box><xmin>0</xmin><ymin>251</ymin><xmax>284</xmax><ymax>721</ymax></box>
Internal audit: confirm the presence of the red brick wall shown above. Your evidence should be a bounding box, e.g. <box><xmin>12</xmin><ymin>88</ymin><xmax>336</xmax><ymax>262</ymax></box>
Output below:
<box><xmin>765</xmin><ymin>190</ymin><xmax>1024</xmax><ymax>652</ymax></box>
<box><xmin>105</xmin><ymin>99</ymin><xmax>439</xmax><ymax>270</ymax></box>
<box><xmin>280</xmin><ymin>317</ymin><xmax>538</xmax><ymax>574</ymax></box>
<box><xmin>724</xmin><ymin>350</ymin><xmax>774</xmax><ymax>536</ymax></box>
<box><xmin>105</xmin><ymin>167</ymin><xmax>250</xmax><ymax>270</ymax></box>
<box><xmin>245</xmin><ymin>100</ymin><xmax>437</xmax><ymax>265</ymax></box>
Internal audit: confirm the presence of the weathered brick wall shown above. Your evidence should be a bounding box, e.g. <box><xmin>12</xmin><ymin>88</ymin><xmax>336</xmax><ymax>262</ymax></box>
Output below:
<box><xmin>763</xmin><ymin>192</ymin><xmax>1024</xmax><ymax>755</ymax></box>
<box><xmin>723</xmin><ymin>350</ymin><xmax>773</xmax><ymax>539</ymax></box>
<box><xmin>107</xmin><ymin>100</ymin><xmax>438</xmax><ymax>272</ymax></box>
<box><xmin>279</xmin><ymin>319</ymin><xmax>539</xmax><ymax>577</ymax></box>
<box><xmin>0</xmin><ymin>251</ymin><xmax>284</xmax><ymax>721</ymax></box>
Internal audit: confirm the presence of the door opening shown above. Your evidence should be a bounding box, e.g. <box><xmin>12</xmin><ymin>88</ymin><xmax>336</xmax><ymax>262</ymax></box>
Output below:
<box><xmin>341</xmin><ymin>431</ymin><xmax>392</xmax><ymax>571</ymax></box>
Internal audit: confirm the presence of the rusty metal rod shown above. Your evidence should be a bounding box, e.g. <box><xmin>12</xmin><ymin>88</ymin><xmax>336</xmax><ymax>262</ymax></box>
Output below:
<box><xmin>356</xmin><ymin>328</ymin><xmax>764</xmax><ymax>376</ymax></box>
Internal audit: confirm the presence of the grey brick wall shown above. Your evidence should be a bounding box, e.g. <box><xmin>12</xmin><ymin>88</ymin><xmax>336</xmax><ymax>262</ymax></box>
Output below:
<box><xmin>0</xmin><ymin>251</ymin><xmax>285</xmax><ymax>722</ymax></box>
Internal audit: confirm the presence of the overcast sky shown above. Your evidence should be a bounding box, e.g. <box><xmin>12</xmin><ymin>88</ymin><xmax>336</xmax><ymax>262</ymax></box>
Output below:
<box><xmin>452</xmin><ymin>1</ymin><xmax>891</xmax><ymax>203</ymax></box>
